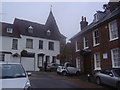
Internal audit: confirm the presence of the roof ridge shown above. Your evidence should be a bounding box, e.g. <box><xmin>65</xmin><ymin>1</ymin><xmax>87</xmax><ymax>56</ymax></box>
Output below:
<box><xmin>14</xmin><ymin>18</ymin><xmax>45</xmax><ymax>26</ymax></box>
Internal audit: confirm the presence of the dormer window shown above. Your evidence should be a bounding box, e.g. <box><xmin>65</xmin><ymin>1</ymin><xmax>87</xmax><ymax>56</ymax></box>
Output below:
<box><xmin>28</xmin><ymin>26</ymin><xmax>33</xmax><ymax>33</ymax></box>
<box><xmin>94</xmin><ymin>14</ymin><xmax>99</xmax><ymax>22</ymax></box>
<box><xmin>94</xmin><ymin>11</ymin><xmax>106</xmax><ymax>22</ymax></box>
<box><xmin>47</xmin><ymin>30</ymin><xmax>51</xmax><ymax>36</ymax></box>
<box><xmin>7</xmin><ymin>28</ymin><xmax>13</xmax><ymax>33</ymax></box>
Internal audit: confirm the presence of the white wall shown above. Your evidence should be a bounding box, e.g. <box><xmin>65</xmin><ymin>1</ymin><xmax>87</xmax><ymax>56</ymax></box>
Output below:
<box><xmin>1</xmin><ymin>35</ymin><xmax>60</xmax><ymax>71</ymax></box>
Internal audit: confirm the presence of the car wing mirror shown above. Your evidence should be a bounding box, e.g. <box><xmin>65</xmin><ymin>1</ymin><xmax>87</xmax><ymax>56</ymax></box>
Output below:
<box><xmin>27</xmin><ymin>72</ymin><xmax>32</xmax><ymax>76</ymax></box>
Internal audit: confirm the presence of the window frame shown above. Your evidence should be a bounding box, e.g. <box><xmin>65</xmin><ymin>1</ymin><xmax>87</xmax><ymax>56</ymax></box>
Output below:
<box><xmin>12</xmin><ymin>39</ymin><xmax>18</xmax><ymax>50</ymax></box>
<box><xmin>7</xmin><ymin>28</ymin><xmax>13</xmax><ymax>33</ymax></box>
<box><xmin>0</xmin><ymin>53</ymin><xmax>5</xmax><ymax>61</ymax></box>
<box><xmin>83</xmin><ymin>37</ymin><xmax>89</xmax><ymax>49</ymax></box>
<box><xmin>76</xmin><ymin>40</ymin><xmax>80</xmax><ymax>52</ymax></box>
<box><xmin>109</xmin><ymin>20</ymin><xmax>118</xmax><ymax>41</ymax></box>
<box><xmin>26</xmin><ymin>39</ymin><xmax>33</xmax><ymax>49</ymax></box>
<box><xmin>94</xmin><ymin>52</ymin><xmax>101</xmax><ymax>70</ymax></box>
<box><xmin>111</xmin><ymin>48</ymin><xmax>120</xmax><ymax>68</ymax></box>
<box><xmin>48</xmin><ymin>41</ymin><xmax>54</xmax><ymax>51</ymax></box>
<box><xmin>93</xmin><ymin>29</ymin><xmax>100</xmax><ymax>47</ymax></box>
<box><xmin>39</xmin><ymin>40</ymin><xmax>43</xmax><ymax>49</ymax></box>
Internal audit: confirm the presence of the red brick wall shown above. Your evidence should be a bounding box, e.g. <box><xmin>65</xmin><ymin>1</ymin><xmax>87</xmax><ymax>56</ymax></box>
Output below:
<box><xmin>71</xmin><ymin>17</ymin><xmax>120</xmax><ymax>74</ymax></box>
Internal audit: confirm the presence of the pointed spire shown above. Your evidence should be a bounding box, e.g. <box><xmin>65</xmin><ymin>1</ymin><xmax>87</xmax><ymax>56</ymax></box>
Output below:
<box><xmin>50</xmin><ymin>5</ymin><xmax>52</xmax><ymax>12</ymax></box>
<box><xmin>45</xmin><ymin>7</ymin><xmax>55</xmax><ymax>26</ymax></box>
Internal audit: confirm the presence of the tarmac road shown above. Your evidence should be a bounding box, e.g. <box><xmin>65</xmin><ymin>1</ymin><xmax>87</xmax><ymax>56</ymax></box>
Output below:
<box><xmin>29</xmin><ymin>71</ymin><xmax>114</xmax><ymax>89</ymax></box>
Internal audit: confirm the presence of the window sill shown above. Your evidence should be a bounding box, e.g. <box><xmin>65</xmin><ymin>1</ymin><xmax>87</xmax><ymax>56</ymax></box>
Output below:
<box><xmin>76</xmin><ymin>50</ymin><xmax>80</xmax><ymax>52</ymax></box>
<box><xmin>84</xmin><ymin>47</ymin><xmax>89</xmax><ymax>49</ymax></box>
<box><xmin>26</xmin><ymin>48</ymin><xmax>33</xmax><ymax>49</ymax></box>
<box><xmin>94</xmin><ymin>68</ymin><xmax>101</xmax><ymax>71</ymax></box>
<box><xmin>12</xmin><ymin>48</ymin><xmax>18</xmax><ymax>50</ymax></box>
<box><xmin>93</xmin><ymin>43</ymin><xmax>100</xmax><ymax>47</ymax></box>
<box><xmin>109</xmin><ymin>37</ymin><xmax>119</xmax><ymax>42</ymax></box>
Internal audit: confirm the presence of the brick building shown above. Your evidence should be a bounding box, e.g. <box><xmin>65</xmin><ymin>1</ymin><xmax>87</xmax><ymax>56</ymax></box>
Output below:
<box><xmin>70</xmin><ymin>2</ymin><xmax>120</xmax><ymax>74</ymax></box>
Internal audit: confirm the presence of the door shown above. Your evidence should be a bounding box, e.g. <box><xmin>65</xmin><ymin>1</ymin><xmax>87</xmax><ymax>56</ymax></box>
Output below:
<box><xmin>21</xmin><ymin>57</ymin><xmax>35</xmax><ymax>71</ymax></box>
<box><xmin>46</xmin><ymin>56</ymin><xmax>50</xmax><ymax>63</ymax></box>
<box><xmin>38</xmin><ymin>56</ymin><xmax>43</xmax><ymax>68</ymax></box>
<box><xmin>76</xmin><ymin>58</ymin><xmax>80</xmax><ymax>71</ymax></box>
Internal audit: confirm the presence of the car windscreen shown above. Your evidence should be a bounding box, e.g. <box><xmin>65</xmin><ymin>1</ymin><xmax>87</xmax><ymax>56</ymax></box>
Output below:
<box><xmin>0</xmin><ymin>64</ymin><xmax>26</xmax><ymax>79</ymax></box>
<box><xmin>113</xmin><ymin>69</ymin><xmax>120</xmax><ymax>77</ymax></box>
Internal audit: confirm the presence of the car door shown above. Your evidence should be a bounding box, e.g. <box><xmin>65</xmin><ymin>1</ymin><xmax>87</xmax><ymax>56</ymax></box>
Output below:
<box><xmin>66</xmin><ymin>64</ymin><xmax>74</xmax><ymax>74</ymax></box>
<box><xmin>104</xmin><ymin>70</ymin><xmax>117</xmax><ymax>87</ymax></box>
<box><xmin>100</xmin><ymin>69</ymin><xmax>116</xmax><ymax>87</ymax></box>
<box><xmin>99</xmin><ymin>70</ymin><xmax>110</xmax><ymax>84</ymax></box>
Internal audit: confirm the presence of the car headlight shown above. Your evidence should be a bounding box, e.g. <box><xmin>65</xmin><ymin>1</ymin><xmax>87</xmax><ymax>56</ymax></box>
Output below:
<box><xmin>24</xmin><ymin>80</ymin><xmax>31</xmax><ymax>90</ymax></box>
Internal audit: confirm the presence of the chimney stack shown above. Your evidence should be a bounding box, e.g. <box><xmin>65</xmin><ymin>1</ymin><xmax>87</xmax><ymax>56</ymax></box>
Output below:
<box><xmin>80</xmin><ymin>16</ymin><xmax>88</xmax><ymax>30</ymax></box>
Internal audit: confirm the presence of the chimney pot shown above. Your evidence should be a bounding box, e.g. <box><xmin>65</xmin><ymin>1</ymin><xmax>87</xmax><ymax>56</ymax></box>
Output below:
<box><xmin>80</xmin><ymin>16</ymin><xmax>88</xmax><ymax>30</ymax></box>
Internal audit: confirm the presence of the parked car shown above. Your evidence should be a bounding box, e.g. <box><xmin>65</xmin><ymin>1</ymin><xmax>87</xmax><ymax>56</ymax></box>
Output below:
<box><xmin>0</xmin><ymin>62</ymin><xmax>31</xmax><ymax>89</ymax></box>
<box><xmin>57</xmin><ymin>62</ymin><xmax>80</xmax><ymax>76</ymax></box>
<box><xmin>94</xmin><ymin>68</ymin><xmax>120</xmax><ymax>89</ymax></box>
<box><xmin>47</xmin><ymin>63</ymin><xmax>60</xmax><ymax>71</ymax></box>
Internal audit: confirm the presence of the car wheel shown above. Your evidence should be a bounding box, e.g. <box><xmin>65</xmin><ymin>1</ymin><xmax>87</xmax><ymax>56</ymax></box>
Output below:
<box><xmin>76</xmin><ymin>71</ymin><xmax>80</xmax><ymax>76</ymax></box>
<box><xmin>62</xmin><ymin>71</ymin><xmax>67</xmax><ymax>76</ymax></box>
<box><xmin>117</xmin><ymin>82</ymin><xmax>120</xmax><ymax>90</ymax></box>
<box><xmin>96</xmin><ymin>77</ymin><xmax>101</xmax><ymax>85</ymax></box>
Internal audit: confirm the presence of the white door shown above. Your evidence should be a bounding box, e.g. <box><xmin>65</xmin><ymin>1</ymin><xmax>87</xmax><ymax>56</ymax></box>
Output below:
<box><xmin>38</xmin><ymin>56</ymin><xmax>43</xmax><ymax>67</ymax></box>
<box><xmin>21</xmin><ymin>57</ymin><xmax>35</xmax><ymax>71</ymax></box>
<box><xmin>76</xmin><ymin>57</ymin><xmax>80</xmax><ymax>71</ymax></box>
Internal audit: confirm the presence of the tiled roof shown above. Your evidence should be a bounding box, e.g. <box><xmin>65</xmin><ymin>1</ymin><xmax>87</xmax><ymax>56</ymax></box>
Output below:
<box><xmin>0</xmin><ymin>11</ymin><xmax>66</xmax><ymax>41</ymax></box>
<box><xmin>0</xmin><ymin>22</ymin><xmax>20</xmax><ymax>38</ymax></box>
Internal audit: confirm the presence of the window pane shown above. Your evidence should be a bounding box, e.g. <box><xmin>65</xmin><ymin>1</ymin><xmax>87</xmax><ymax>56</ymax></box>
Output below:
<box><xmin>49</xmin><ymin>42</ymin><xmax>54</xmax><ymax>50</ymax></box>
<box><xmin>0</xmin><ymin>54</ymin><xmax>4</xmax><ymax>61</ymax></box>
<box><xmin>39</xmin><ymin>40</ymin><xmax>43</xmax><ymax>49</ymax></box>
<box><xmin>112</xmin><ymin>48</ymin><xmax>120</xmax><ymax>67</ymax></box>
<box><xmin>94</xmin><ymin>53</ymin><xmax>101</xmax><ymax>69</ymax></box>
<box><xmin>12</xmin><ymin>39</ymin><xmax>18</xmax><ymax>50</ymax></box>
<box><xmin>109</xmin><ymin>20</ymin><xmax>118</xmax><ymax>40</ymax></box>
<box><xmin>93</xmin><ymin>30</ymin><xmax>99</xmax><ymax>45</ymax></box>
<box><xmin>76</xmin><ymin>40</ymin><xmax>80</xmax><ymax>50</ymax></box>
<box><xmin>26</xmin><ymin>39</ymin><xmax>33</xmax><ymax>49</ymax></box>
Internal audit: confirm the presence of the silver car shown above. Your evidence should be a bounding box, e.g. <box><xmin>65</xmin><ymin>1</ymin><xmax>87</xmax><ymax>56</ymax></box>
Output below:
<box><xmin>95</xmin><ymin>68</ymin><xmax>120</xmax><ymax>89</ymax></box>
<box><xmin>0</xmin><ymin>62</ymin><xmax>31</xmax><ymax>89</ymax></box>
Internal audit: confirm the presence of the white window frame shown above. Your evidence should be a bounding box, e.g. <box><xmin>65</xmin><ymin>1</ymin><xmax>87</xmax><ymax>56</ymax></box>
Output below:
<box><xmin>93</xmin><ymin>29</ymin><xmax>100</xmax><ymax>47</ymax></box>
<box><xmin>109</xmin><ymin>20</ymin><xmax>118</xmax><ymax>41</ymax></box>
<box><xmin>76</xmin><ymin>40</ymin><xmax>80</xmax><ymax>52</ymax></box>
<box><xmin>39</xmin><ymin>40</ymin><xmax>43</xmax><ymax>49</ymax></box>
<box><xmin>94</xmin><ymin>14</ymin><xmax>99</xmax><ymax>22</ymax></box>
<box><xmin>76</xmin><ymin>57</ymin><xmax>81</xmax><ymax>71</ymax></box>
<box><xmin>48</xmin><ymin>41</ymin><xmax>54</xmax><ymax>50</ymax></box>
<box><xmin>26</xmin><ymin>39</ymin><xmax>33</xmax><ymax>49</ymax></box>
<box><xmin>7</xmin><ymin>28</ymin><xmax>13</xmax><ymax>33</ymax></box>
<box><xmin>94</xmin><ymin>52</ymin><xmax>101</xmax><ymax>70</ymax></box>
<box><xmin>83</xmin><ymin>37</ymin><xmax>89</xmax><ymax>49</ymax></box>
<box><xmin>12</xmin><ymin>39</ymin><xmax>18</xmax><ymax>50</ymax></box>
<box><xmin>111</xmin><ymin>48</ymin><xmax>120</xmax><ymax>68</ymax></box>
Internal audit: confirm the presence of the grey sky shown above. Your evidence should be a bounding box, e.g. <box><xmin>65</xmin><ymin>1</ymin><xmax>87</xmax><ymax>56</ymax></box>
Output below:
<box><xmin>1</xmin><ymin>2</ymin><xmax>108</xmax><ymax>40</ymax></box>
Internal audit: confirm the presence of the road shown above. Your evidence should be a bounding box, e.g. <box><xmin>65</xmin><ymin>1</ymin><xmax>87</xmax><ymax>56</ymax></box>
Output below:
<box><xmin>29</xmin><ymin>71</ymin><xmax>114</xmax><ymax>89</ymax></box>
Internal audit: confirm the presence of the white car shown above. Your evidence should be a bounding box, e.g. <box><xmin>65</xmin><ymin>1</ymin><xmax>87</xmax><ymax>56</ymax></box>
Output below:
<box><xmin>57</xmin><ymin>62</ymin><xmax>80</xmax><ymax>76</ymax></box>
<box><xmin>0</xmin><ymin>62</ymin><xmax>31</xmax><ymax>89</ymax></box>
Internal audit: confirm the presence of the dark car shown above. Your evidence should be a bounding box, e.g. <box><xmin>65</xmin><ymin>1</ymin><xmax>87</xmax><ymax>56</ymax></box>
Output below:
<box><xmin>94</xmin><ymin>68</ymin><xmax>120</xmax><ymax>89</ymax></box>
<box><xmin>47</xmin><ymin>63</ymin><xmax>60</xmax><ymax>71</ymax></box>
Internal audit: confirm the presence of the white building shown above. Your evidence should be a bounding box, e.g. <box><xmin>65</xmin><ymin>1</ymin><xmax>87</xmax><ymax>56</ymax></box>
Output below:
<box><xmin>0</xmin><ymin>11</ymin><xmax>66</xmax><ymax>71</ymax></box>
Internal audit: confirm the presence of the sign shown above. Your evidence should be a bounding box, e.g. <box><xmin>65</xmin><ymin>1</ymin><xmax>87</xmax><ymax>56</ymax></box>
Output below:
<box><xmin>103</xmin><ymin>53</ymin><xmax>108</xmax><ymax>59</ymax></box>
